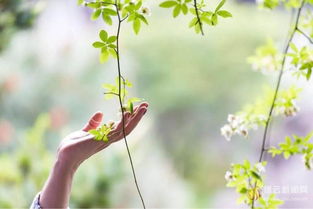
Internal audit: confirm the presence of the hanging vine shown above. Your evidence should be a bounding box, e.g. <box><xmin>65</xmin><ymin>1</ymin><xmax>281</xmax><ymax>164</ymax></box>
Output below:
<box><xmin>77</xmin><ymin>0</ymin><xmax>151</xmax><ymax>208</ymax></box>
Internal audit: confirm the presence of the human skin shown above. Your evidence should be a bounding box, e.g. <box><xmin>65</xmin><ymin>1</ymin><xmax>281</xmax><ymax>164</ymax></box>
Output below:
<box><xmin>39</xmin><ymin>102</ymin><xmax>149</xmax><ymax>208</ymax></box>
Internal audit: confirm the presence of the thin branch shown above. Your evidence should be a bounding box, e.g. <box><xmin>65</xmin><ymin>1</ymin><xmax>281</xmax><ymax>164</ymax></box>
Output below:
<box><xmin>251</xmin><ymin>1</ymin><xmax>305</xmax><ymax>208</ymax></box>
<box><xmin>121</xmin><ymin>14</ymin><xmax>129</xmax><ymax>22</ymax></box>
<box><xmin>193</xmin><ymin>0</ymin><xmax>204</xmax><ymax>35</ymax></box>
<box><xmin>114</xmin><ymin>2</ymin><xmax>146</xmax><ymax>208</ymax></box>
<box><xmin>296</xmin><ymin>28</ymin><xmax>313</xmax><ymax>44</ymax></box>
<box><xmin>103</xmin><ymin>92</ymin><xmax>119</xmax><ymax>96</ymax></box>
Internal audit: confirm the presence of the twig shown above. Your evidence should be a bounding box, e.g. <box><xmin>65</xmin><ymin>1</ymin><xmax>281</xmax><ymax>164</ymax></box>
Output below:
<box><xmin>296</xmin><ymin>28</ymin><xmax>313</xmax><ymax>44</ymax></box>
<box><xmin>193</xmin><ymin>0</ymin><xmax>204</xmax><ymax>35</ymax></box>
<box><xmin>103</xmin><ymin>92</ymin><xmax>119</xmax><ymax>96</ymax></box>
<box><xmin>114</xmin><ymin>2</ymin><xmax>146</xmax><ymax>208</ymax></box>
<box><xmin>251</xmin><ymin>1</ymin><xmax>305</xmax><ymax>208</ymax></box>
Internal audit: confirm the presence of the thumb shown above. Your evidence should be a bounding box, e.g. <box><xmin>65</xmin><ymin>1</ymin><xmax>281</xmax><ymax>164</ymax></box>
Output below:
<box><xmin>82</xmin><ymin>111</ymin><xmax>103</xmax><ymax>132</ymax></box>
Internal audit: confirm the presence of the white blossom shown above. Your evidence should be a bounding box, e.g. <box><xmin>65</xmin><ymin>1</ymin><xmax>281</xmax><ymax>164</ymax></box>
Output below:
<box><xmin>221</xmin><ymin>124</ymin><xmax>233</xmax><ymax>141</ymax></box>
<box><xmin>237</xmin><ymin>125</ymin><xmax>248</xmax><ymax>138</ymax></box>
<box><xmin>140</xmin><ymin>5</ymin><xmax>151</xmax><ymax>16</ymax></box>
<box><xmin>225</xmin><ymin>171</ymin><xmax>234</xmax><ymax>182</ymax></box>
<box><xmin>255</xmin><ymin>163</ymin><xmax>266</xmax><ymax>173</ymax></box>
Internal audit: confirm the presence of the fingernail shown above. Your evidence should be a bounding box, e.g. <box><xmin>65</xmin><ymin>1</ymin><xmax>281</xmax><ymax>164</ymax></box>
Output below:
<box><xmin>143</xmin><ymin>109</ymin><xmax>147</xmax><ymax>115</ymax></box>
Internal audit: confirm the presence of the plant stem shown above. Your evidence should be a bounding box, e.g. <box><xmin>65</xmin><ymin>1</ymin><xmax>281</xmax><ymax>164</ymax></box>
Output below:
<box><xmin>193</xmin><ymin>0</ymin><xmax>204</xmax><ymax>35</ymax></box>
<box><xmin>296</xmin><ymin>28</ymin><xmax>313</xmax><ymax>44</ymax></box>
<box><xmin>251</xmin><ymin>2</ymin><xmax>305</xmax><ymax>208</ymax></box>
<box><xmin>114</xmin><ymin>2</ymin><xmax>146</xmax><ymax>208</ymax></box>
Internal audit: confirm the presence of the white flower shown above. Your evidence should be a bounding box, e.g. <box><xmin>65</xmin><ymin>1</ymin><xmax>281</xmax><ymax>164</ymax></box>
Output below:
<box><xmin>255</xmin><ymin>163</ymin><xmax>266</xmax><ymax>173</ymax></box>
<box><xmin>227</xmin><ymin>114</ymin><xmax>236</xmax><ymax>123</ymax></box>
<box><xmin>221</xmin><ymin>124</ymin><xmax>233</xmax><ymax>141</ymax></box>
<box><xmin>140</xmin><ymin>5</ymin><xmax>151</xmax><ymax>16</ymax></box>
<box><xmin>284</xmin><ymin>106</ymin><xmax>299</xmax><ymax>117</ymax></box>
<box><xmin>237</xmin><ymin>125</ymin><xmax>248</xmax><ymax>138</ymax></box>
<box><xmin>225</xmin><ymin>171</ymin><xmax>234</xmax><ymax>182</ymax></box>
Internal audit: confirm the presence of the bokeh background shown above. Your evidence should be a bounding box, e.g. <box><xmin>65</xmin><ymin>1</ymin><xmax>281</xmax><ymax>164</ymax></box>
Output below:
<box><xmin>1</xmin><ymin>0</ymin><xmax>313</xmax><ymax>208</ymax></box>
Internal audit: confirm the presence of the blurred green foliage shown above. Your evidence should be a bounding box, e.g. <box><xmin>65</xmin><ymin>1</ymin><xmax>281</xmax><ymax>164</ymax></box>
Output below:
<box><xmin>0</xmin><ymin>0</ymin><xmax>37</xmax><ymax>52</ymax></box>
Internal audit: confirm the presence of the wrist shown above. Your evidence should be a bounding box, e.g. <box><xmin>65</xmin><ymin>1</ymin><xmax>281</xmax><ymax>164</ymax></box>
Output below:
<box><xmin>54</xmin><ymin>155</ymin><xmax>77</xmax><ymax>177</ymax></box>
<box><xmin>56</xmin><ymin>148</ymin><xmax>82</xmax><ymax>172</ymax></box>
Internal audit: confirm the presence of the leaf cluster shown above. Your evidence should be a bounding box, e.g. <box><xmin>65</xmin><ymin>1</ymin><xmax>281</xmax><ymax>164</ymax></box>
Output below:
<box><xmin>287</xmin><ymin>43</ymin><xmax>313</xmax><ymax>80</ymax></box>
<box><xmin>226</xmin><ymin>160</ymin><xmax>267</xmax><ymax>205</ymax></box>
<box><xmin>159</xmin><ymin>0</ymin><xmax>232</xmax><ymax>34</ymax></box>
<box><xmin>269</xmin><ymin>132</ymin><xmax>313</xmax><ymax>169</ymax></box>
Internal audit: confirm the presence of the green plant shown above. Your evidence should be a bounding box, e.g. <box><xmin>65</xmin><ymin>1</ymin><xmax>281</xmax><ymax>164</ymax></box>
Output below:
<box><xmin>222</xmin><ymin>0</ymin><xmax>313</xmax><ymax>208</ymax></box>
<box><xmin>77</xmin><ymin>0</ymin><xmax>151</xmax><ymax>207</ymax></box>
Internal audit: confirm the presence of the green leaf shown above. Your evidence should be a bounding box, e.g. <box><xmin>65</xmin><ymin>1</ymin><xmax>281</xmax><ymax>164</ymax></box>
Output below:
<box><xmin>159</xmin><ymin>1</ymin><xmax>177</xmax><ymax>8</ymax></box>
<box><xmin>100</xmin><ymin>30</ymin><xmax>108</xmax><ymax>42</ymax></box>
<box><xmin>129</xmin><ymin>102</ymin><xmax>134</xmax><ymax>114</ymax></box>
<box><xmin>135</xmin><ymin>1</ymin><xmax>142</xmax><ymax>10</ymax></box>
<box><xmin>107</xmin><ymin>36</ymin><xmax>117</xmax><ymax>43</ymax></box>
<box><xmin>250</xmin><ymin>170</ymin><xmax>261</xmax><ymax>180</ymax></box>
<box><xmin>100</xmin><ymin>48</ymin><xmax>109</xmax><ymax>63</ymax></box>
<box><xmin>133</xmin><ymin>18</ymin><xmax>141</xmax><ymax>34</ymax></box>
<box><xmin>102</xmin><ymin>14</ymin><xmax>113</xmax><ymax>25</ymax></box>
<box><xmin>212</xmin><ymin>13</ymin><xmax>218</xmax><ymax>25</ymax></box>
<box><xmin>189</xmin><ymin>17</ymin><xmax>198</xmax><ymax>28</ymax></box>
<box><xmin>91</xmin><ymin>9</ymin><xmax>102</xmax><ymax>20</ymax></box>
<box><xmin>85</xmin><ymin>2</ymin><xmax>101</xmax><ymax>9</ymax></box>
<box><xmin>217</xmin><ymin>10</ymin><xmax>232</xmax><ymax>18</ymax></box>
<box><xmin>109</xmin><ymin>48</ymin><xmax>117</xmax><ymax>58</ymax></box>
<box><xmin>290</xmin><ymin>43</ymin><xmax>298</xmax><ymax>52</ymax></box>
<box><xmin>103</xmin><ymin>8</ymin><xmax>117</xmax><ymax>16</ymax></box>
<box><xmin>181</xmin><ymin>4</ymin><xmax>188</xmax><ymax>15</ymax></box>
<box><xmin>92</xmin><ymin>41</ymin><xmax>105</xmax><ymax>48</ymax></box>
<box><xmin>173</xmin><ymin>4</ymin><xmax>181</xmax><ymax>18</ymax></box>
<box><xmin>307</xmin><ymin>69</ymin><xmax>312</xmax><ymax>80</ymax></box>
<box><xmin>138</xmin><ymin>14</ymin><xmax>149</xmax><ymax>25</ymax></box>
<box><xmin>77</xmin><ymin>0</ymin><xmax>84</xmax><ymax>5</ymax></box>
<box><xmin>215</xmin><ymin>0</ymin><xmax>226</xmax><ymax>12</ymax></box>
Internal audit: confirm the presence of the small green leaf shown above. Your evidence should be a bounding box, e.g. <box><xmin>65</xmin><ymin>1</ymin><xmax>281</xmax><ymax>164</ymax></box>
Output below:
<box><xmin>133</xmin><ymin>18</ymin><xmax>141</xmax><ymax>34</ymax></box>
<box><xmin>135</xmin><ymin>1</ymin><xmax>142</xmax><ymax>10</ymax></box>
<box><xmin>307</xmin><ymin>69</ymin><xmax>312</xmax><ymax>80</ymax></box>
<box><xmin>103</xmin><ymin>8</ymin><xmax>117</xmax><ymax>16</ymax></box>
<box><xmin>109</xmin><ymin>48</ymin><xmax>117</xmax><ymax>58</ymax></box>
<box><xmin>129</xmin><ymin>102</ymin><xmax>134</xmax><ymax>114</ymax></box>
<box><xmin>92</xmin><ymin>41</ymin><xmax>105</xmax><ymax>48</ymax></box>
<box><xmin>138</xmin><ymin>14</ymin><xmax>149</xmax><ymax>25</ymax></box>
<box><xmin>91</xmin><ymin>9</ymin><xmax>101</xmax><ymax>20</ymax></box>
<box><xmin>215</xmin><ymin>0</ymin><xmax>226</xmax><ymax>12</ymax></box>
<box><xmin>189</xmin><ymin>17</ymin><xmax>198</xmax><ymax>28</ymax></box>
<box><xmin>102</xmin><ymin>14</ymin><xmax>113</xmax><ymax>25</ymax></box>
<box><xmin>181</xmin><ymin>4</ymin><xmax>188</xmax><ymax>15</ymax></box>
<box><xmin>77</xmin><ymin>0</ymin><xmax>84</xmax><ymax>5</ymax></box>
<box><xmin>173</xmin><ymin>5</ymin><xmax>181</xmax><ymax>18</ymax></box>
<box><xmin>85</xmin><ymin>2</ymin><xmax>100</xmax><ymax>9</ymax></box>
<box><xmin>250</xmin><ymin>170</ymin><xmax>261</xmax><ymax>180</ymax></box>
<box><xmin>107</xmin><ymin>36</ymin><xmax>117</xmax><ymax>43</ymax></box>
<box><xmin>217</xmin><ymin>10</ymin><xmax>232</xmax><ymax>18</ymax></box>
<box><xmin>212</xmin><ymin>13</ymin><xmax>218</xmax><ymax>25</ymax></box>
<box><xmin>159</xmin><ymin>1</ymin><xmax>177</xmax><ymax>8</ymax></box>
<box><xmin>100</xmin><ymin>48</ymin><xmax>109</xmax><ymax>63</ymax></box>
<box><xmin>100</xmin><ymin>30</ymin><xmax>108</xmax><ymax>42</ymax></box>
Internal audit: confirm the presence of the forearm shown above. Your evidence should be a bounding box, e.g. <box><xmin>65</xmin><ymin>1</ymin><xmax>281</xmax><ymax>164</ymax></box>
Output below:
<box><xmin>39</xmin><ymin>159</ymin><xmax>76</xmax><ymax>208</ymax></box>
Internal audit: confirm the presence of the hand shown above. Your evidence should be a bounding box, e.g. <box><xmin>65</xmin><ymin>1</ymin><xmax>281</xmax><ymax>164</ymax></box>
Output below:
<box><xmin>39</xmin><ymin>102</ymin><xmax>148</xmax><ymax>208</ymax></box>
<box><xmin>57</xmin><ymin>102</ymin><xmax>149</xmax><ymax>170</ymax></box>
